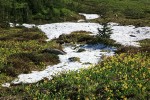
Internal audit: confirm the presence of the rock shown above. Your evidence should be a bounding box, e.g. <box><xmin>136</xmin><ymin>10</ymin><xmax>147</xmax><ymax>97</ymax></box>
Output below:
<box><xmin>77</xmin><ymin>48</ymin><xmax>86</xmax><ymax>52</ymax></box>
<box><xmin>41</xmin><ymin>49</ymin><xmax>66</xmax><ymax>55</ymax></box>
<box><xmin>83</xmin><ymin>62</ymin><xmax>92</xmax><ymax>65</ymax></box>
<box><xmin>130</xmin><ymin>35</ymin><xmax>136</xmax><ymax>37</ymax></box>
<box><xmin>68</xmin><ymin>57</ymin><xmax>80</xmax><ymax>62</ymax></box>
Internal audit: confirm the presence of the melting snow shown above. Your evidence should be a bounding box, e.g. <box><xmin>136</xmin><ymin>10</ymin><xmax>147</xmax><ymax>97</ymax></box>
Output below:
<box><xmin>9</xmin><ymin>23</ymin><xmax>35</xmax><ymax>28</ymax></box>
<box><xmin>79</xmin><ymin>13</ymin><xmax>100</xmax><ymax>20</ymax></box>
<box><xmin>111</xmin><ymin>26</ymin><xmax>150</xmax><ymax>47</ymax></box>
<box><xmin>22</xmin><ymin>24</ymin><xmax>36</xmax><ymax>28</ymax></box>
<box><xmin>37</xmin><ymin>22</ymin><xmax>150</xmax><ymax>47</ymax></box>
<box><xmin>11</xmin><ymin>44</ymin><xmax>115</xmax><ymax>84</ymax></box>
<box><xmin>38</xmin><ymin>22</ymin><xmax>101</xmax><ymax>41</ymax></box>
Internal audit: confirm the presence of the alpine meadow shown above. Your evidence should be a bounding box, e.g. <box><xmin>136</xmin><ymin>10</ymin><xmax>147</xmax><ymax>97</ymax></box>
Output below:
<box><xmin>0</xmin><ymin>0</ymin><xmax>150</xmax><ymax>99</ymax></box>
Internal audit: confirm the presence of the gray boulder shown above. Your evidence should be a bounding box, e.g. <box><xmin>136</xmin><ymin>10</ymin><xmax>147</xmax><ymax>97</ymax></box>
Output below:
<box><xmin>41</xmin><ymin>48</ymin><xmax>66</xmax><ymax>55</ymax></box>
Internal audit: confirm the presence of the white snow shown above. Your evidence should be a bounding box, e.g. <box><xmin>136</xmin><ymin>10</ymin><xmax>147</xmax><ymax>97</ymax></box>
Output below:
<box><xmin>37</xmin><ymin>22</ymin><xmax>101</xmax><ymax>41</ymax></box>
<box><xmin>12</xmin><ymin>44</ymin><xmax>115</xmax><ymax>84</ymax></box>
<box><xmin>79</xmin><ymin>13</ymin><xmax>100</xmax><ymax>20</ymax></box>
<box><xmin>2</xmin><ymin>83</ymin><xmax>10</xmax><ymax>88</ymax></box>
<box><xmin>111</xmin><ymin>26</ymin><xmax>150</xmax><ymax>47</ymax></box>
<box><xmin>9</xmin><ymin>23</ymin><xmax>20</xmax><ymax>27</ymax></box>
<box><xmin>22</xmin><ymin>24</ymin><xmax>36</xmax><ymax>28</ymax></box>
<box><xmin>9</xmin><ymin>23</ymin><xmax>35</xmax><ymax>28</ymax></box>
<box><xmin>37</xmin><ymin>22</ymin><xmax>150</xmax><ymax>47</ymax></box>
<box><xmin>77</xmin><ymin>19</ymin><xmax>85</xmax><ymax>22</ymax></box>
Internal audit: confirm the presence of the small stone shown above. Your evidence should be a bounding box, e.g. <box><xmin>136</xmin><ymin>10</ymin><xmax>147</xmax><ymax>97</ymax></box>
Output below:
<box><xmin>130</xmin><ymin>35</ymin><xmax>136</xmax><ymax>37</ymax></box>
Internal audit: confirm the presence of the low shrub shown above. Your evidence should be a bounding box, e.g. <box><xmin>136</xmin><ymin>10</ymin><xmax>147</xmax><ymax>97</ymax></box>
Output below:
<box><xmin>56</xmin><ymin>31</ymin><xmax>93</xmax><ymax>44</ymax></box>
<box><xmin>56</xmin><ymin>31</ymin><xmax>119</xmax><ymax>47</ymax></box>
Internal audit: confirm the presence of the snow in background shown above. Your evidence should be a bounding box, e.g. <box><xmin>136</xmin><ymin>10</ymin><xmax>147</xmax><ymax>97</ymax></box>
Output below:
<box><xmin>38</xmin><ymin>22</ymin><xmax>150</xmax><ymax>47</ymax></box>
<box><xmin>38</xmin><ymin>22</ymin><xmax>101</xmax><ymax>40</ymax></box>
<box><xmin>79</xmin><ymin>13</ymin><xmax>100</xmax><ymax>20</ymax></box>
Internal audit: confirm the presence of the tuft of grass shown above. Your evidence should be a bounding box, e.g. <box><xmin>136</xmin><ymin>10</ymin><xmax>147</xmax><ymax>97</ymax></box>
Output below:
<box><xmin>56</xmin><ymin>31</ymin><xmax>120</xmax><ymax>47</ymax></box>
<box><xmin>56</xmin><ymin>31</ymin><xmax>93</xmax><ymax>44</ymax></box>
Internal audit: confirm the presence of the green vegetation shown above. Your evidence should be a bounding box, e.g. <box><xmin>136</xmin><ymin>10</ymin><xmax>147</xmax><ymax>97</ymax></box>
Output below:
<box><xmin>56</xmin><ymin>31</ymin><xmax>120</xmax><ymax>47</ymax></box>
<box><xmin>0</xmin><ymin>28</ymin><xmax>47</xmax><ymax>41</ymax></box>
<box><xmin>0</xmin><ymin>52</ymin><xmax>149</xmax><ymax>99</ymax></box>
<box><xmin>0</xmin><ymin>27</ymin><xmax>61</xmax><ymax>84</ymax></box>
<box><xmin>56</xmin><ymin>31</ymin><xmax>93</xmax><ymax>44</ymax></box>
<box><xmin>97</xmin><ymin>22</ymin><xmax>112</xmax><ymax>38</ymax></box>
<box><xmin>0</xmin><ymin>0</ymin><xmax>150</xmax><ymax>26</ymax></box>
<box><xmin>139</xmin><ymin>39</ymin><xmax>150</xmax><ymax>48</ymax></box>
<box><xmin>116</xmin><ymin>39</ymin><xmax>150</xmax><ymax>55</ymax></box>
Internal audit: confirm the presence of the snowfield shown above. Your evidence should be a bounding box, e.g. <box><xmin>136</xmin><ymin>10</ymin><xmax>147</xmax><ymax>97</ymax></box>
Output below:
<box><xmin>38</xmin><ymin>22</ymin><xmax>101</xmax><ymax>40</ymax></box>
<box><xmin>11</xmin><ymin>44</ymin><xmax>115</xmax><ymax>84</ymax></box>
<box><xmin>3</xmin><ymin>13</ymin><xmax>150</xmax><ymax>87</ymax></box>
<box><xmin>111</xmin><ymin>26</ymin><xmax>150</xmax><ymax>47</ymax></box>
<box><xmin>38</xmin><ymin>22</ymin><xmax>150</xmax><ymax>47</ymax></box>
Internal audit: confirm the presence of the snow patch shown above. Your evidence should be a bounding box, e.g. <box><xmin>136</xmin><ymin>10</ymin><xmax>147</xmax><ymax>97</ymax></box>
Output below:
<box><xmin>2</xmin><ymin>83</ymin><xmax>10</xmax><ymax>88</ymax></box>
<box><xmin>22</xmin><ymin>24</ymin><xmax>36</xmax><ymax>28</ymax></box>
<box><xmin>38</xmin><ymin>22</ymin><xmax>150</xmax><ymax>47</ymax></box>
<box><xmin>11</xmin><ymin>44</ymin><xmax>115</xmax><ymax>84</ymax></box>
<box><xmin>79</xmin><ymin>13</ymin><xmax>100</xmax><ymax>20</ymax></box>
<box><xmin>9</xmin><ymin>23</ymin><xmax>35</xmax><ymax>28</ymax></box>
<box><xmin>111</xmin><ymin>26</ymin><xmax>150</xmax><ymax>47</ymax></box>
<box><xmin>38</xmin><ymin>22</ymin><xmax>101</xmax><ymax>41</ymax></box>
<box><xmin>77</xmin><ymin>19</ymin><xmax>85</xmax><ymax>22</ymax></box>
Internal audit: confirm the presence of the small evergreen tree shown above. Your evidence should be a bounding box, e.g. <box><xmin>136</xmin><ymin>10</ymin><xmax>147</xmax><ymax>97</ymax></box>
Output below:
<box><xmin>97</xmin><ymin>22</ymin><xmax>112</xmax><ymax>38</ymax></box>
